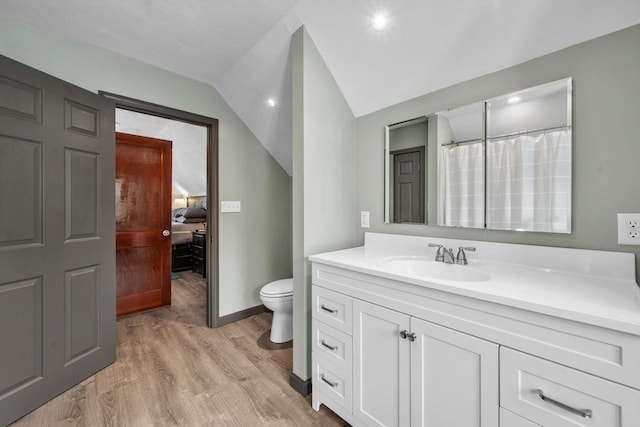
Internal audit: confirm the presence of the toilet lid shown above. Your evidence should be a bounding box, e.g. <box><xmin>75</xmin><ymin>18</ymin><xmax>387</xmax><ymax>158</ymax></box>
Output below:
<box><xmin>260</xmin><ymin>278</ymin><xmax>293</xmax><ymax>297</ymax></box>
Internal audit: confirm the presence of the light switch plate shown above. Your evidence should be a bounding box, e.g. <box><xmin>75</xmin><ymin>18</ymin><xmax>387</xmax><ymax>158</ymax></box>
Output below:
<box><xmin>361</xmin><ymin>211</ymin><xmax>370</xmax><ymax>228</ymax></box>
<box><xmin>221</xmin><ymin>201</ymin><xmax>241</xmax><ymax>213</ymax></box>
<box><xmin>617</xmin><ymin>213</ymin><xmax>640</xmax><ymax>245</ymax></box>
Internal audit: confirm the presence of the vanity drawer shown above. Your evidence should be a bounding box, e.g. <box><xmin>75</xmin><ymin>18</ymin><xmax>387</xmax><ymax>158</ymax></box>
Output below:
<box><xmin>312</xmin><ymin>353</ymin><xmax>352</xmax><ymax>412</ymax></box>
<box><xmin>312</xmin><ymin>319</ymin><xmax>352</xmax><ymax>370</ymax></box>
<box><xmin>312</xmin><ymin>286</ymin><xmax>352</xmax><ymax>335</ymax></box>
<box><xmin>500</xmin><ymin>408</ymin><xmax>541</xmax><ymax>427</ymax></box>
<box><xmin>500</xmin><ymin>347</ymin><xmax>640</xmax><ymax>427</ymax></box>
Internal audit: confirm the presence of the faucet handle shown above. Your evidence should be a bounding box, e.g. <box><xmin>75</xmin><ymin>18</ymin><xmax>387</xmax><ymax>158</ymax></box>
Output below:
<box><xmin>455</xmin><ymin>247</ymin><xmax>476</xmax><ymax>265</ymax></box>
<box><xmin>428</xmin><ymin>243</ymin><xmax>444</xmax><ymax>262</ymax></box>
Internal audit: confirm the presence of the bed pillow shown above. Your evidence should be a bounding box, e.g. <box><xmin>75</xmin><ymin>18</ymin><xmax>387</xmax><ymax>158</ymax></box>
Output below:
<box><xmin>182</xmin><ymin>207</ymin><xmax>206</xmax><ymax>218</ymax></box>
<box><xmin>172</xmin><ymin>208</ymin><xmax>187</xmax><ymax>218</ymax></box>
<box><xmin>175</xmin><ymin>215</ymin><xmax>206</xmax><ymax>224</ymax></box>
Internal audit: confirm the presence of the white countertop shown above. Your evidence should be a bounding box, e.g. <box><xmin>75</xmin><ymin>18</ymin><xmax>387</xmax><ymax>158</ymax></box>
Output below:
<box><xmin>309</xmin><ymin>234</ymin><xmax>640</xmax><ymax>335</ymax></box>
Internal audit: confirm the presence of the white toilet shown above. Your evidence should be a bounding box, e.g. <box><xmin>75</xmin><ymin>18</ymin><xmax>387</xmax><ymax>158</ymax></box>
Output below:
<box><xmin>259</xmin><ymin>278</ymin><xmax>293</xmax><ymax>343</ymax></box>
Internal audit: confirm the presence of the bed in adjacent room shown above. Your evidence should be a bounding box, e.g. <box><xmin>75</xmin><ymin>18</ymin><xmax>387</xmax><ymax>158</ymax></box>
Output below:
<box><xmin>171</xmin><ymin>196</ymin><xmax>207</xmax><ymax>272</ymax></box>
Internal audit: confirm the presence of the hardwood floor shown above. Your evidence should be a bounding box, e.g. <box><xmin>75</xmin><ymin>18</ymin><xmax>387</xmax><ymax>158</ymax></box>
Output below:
<box><xmin>12</xmin><ymin>272</ymin><xmax>347</xmax><ymax>426</ymax></box>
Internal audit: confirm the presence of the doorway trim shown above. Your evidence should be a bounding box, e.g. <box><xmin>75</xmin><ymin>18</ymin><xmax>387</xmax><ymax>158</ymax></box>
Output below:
<box><xmin>100</xmin><ymin>91</ymin><xmax>220</xmax><ymax>327</ymax></box>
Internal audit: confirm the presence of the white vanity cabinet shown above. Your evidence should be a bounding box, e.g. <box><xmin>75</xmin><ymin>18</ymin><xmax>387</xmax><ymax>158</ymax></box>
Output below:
<box><xmin>352</xmin><ymin>300</ymin><xmax>410</xmax><ymax>427</ymax></box>
<box><xmin>409</xmin><ymin>316</ymin><xmax>499</xmax><ymax>427</ymax></box>
<box><xmin>309</xmin><ymin>245</ymin><xmax>640</xmax><ymax>427</ymax></box>
<box><xmin>352</xmin><ymin>299</ymin><xmax>499</xmax><ymax>427</ymax></box>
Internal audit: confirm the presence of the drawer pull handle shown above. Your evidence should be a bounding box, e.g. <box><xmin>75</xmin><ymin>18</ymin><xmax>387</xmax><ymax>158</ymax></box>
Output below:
<box><xmin>537</xmin><ymin>389</ymin><xmax>592</xmax><ymax>419</ymax></box>
<box><xmin>320</xmin><ymin>340</ymin><xmax>338</xmax><ymax>351</ymax></box>
<box><xmin>320</xmin><ymin>304</ymin><xmax>337</xmax><ymax>314</ymax></box>
<box><xmin>320</xmin><ymin>374</ymin><xmax>338</xmax><ymax>388</ymax></box>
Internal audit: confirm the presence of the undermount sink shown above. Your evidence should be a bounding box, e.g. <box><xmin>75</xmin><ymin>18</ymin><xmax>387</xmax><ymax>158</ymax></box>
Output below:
<box><xmin>380</xmin><ymin>256</ymin><xmax>490</xmax><ymax>282</ymax></box>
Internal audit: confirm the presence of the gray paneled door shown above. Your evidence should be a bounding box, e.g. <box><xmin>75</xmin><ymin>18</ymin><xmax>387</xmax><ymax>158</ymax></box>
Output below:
<box><xmin>0</xmin><ymin>55</ymin><xmax>116</xmax><ymax>425</ymax></box>
<box><xmin>393</xmin><ymin>147</ymin><xmax>425</xmax><ymax>223</ymax></box>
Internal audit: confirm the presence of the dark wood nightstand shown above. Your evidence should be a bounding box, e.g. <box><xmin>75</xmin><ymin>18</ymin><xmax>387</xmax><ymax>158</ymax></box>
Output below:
<box><xmin>192</xmin><ymin>231</ymin><xmax>206</xmax><ymax>278</ymax></box>
<box><xmin>171</xmin><ymin>242</ymin><xmax>193</xmax><ymax>272</ymax></box>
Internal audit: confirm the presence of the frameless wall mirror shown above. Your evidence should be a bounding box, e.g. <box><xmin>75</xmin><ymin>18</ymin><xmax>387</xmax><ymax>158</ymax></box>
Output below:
<box><xmin>485</xmin><ymin>79</ymin><xmax>572</xmax><ymax>233</ymax></box>
<box><xmin>436</xmin><ymin>102</ymin><xmax>485</xmax><ymax>228</ymax></box>
<box><xmin>384</xmin><ymin>77</ymin><xmax>572</xmax><ymax>233</ymax></box>
<box><xmin>384</xmin><ymin>117</ymin><xmax>429</xmax><ymax>224</ymax></box>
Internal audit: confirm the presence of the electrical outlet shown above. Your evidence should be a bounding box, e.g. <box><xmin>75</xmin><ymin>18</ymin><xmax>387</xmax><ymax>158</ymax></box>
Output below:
<box><xmin>617</xmin><ymin>213</ymin><xmax>640</xmax><ymax>245</ymax></box>
<box><xmin>360</xmin><ymin>211</ymin><xmax>370</xmax><ymax>228</ymax></box>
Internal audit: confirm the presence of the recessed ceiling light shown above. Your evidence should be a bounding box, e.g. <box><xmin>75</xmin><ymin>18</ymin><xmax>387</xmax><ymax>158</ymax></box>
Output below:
<box><xmin>372</xmin><ymin>12</ymin><xmax>387</xmax><ymax>31</ymax></box>
<box><xmin>267</xmin><ymin>98</ymin><xmax>276</xmax><ymax>107</ymax></box>
<box><xmin>508</xmin><ymin>96</ymin><xmax>521</xmax><ymax>104</ymax></box>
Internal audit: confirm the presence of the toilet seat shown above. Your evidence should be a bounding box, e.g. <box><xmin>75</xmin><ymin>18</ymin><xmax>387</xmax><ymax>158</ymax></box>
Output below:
<box><xmin>260</xmin><ymin>278</ymin><xmax>293</xmax><ymax>297</ymax></box>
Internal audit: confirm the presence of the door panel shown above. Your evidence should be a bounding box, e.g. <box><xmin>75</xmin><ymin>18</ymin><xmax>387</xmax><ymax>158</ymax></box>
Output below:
<box><xmin>115</xmin><ymin>132</ymin><xmax>172</xmax><ymax>316</ymax></box>
<box><xmin>0</xmin><ymin>278</ymin><xmax>43</xmax><ymax>394</ymax></box>
<box><xmin>0</xmin><ymin>134</ymin><xmax>42</xmax><ymax>246</ymax></box>
<box><xmin>0</xmin><ymin>55</ymin><xmax>116</xmax><ymax>426</ymax></box>
<box><xmin>64</xmin><ymin>265</ymin><xmax>100</xmax><ymax>363</ymax></box>
<box><xmin>393</xmin><ymin>148</ymin><xmax>424</xmax><ymax>223</ymax></box>
<box><xmin>353</xmin><ymin>300</ymin><xmax>411</xmax><ymax>427</ymax></box>
<box><xmin>65</xmin><ymin>149</ymin><xmax>100</xmax><ymax>240</ymax></box>
<box><xmin>410</xmin><ymin>318</ymin><xmax>499</xmax><ymax>427</ymax></box>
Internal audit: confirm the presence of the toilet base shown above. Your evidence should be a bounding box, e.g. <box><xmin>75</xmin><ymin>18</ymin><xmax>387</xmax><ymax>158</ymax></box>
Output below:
<box><xmin>270</xmin><ymin>311</ymin><xmax>293</xmax><ymax>343</ymax></box>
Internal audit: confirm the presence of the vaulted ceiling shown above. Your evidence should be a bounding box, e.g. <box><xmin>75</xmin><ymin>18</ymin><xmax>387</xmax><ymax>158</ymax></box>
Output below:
<box><xmin>2</xmin><ymin>1</ymin><xmax>639</xmax><ymax>175</ymax></box>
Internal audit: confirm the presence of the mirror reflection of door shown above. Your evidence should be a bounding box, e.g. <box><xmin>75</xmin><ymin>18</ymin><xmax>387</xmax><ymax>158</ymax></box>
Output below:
<box><xmin>392</xmin><ymin>147</ymin><xmax>425</xmax><ymax>223</ymax></box>
<box><xmin>387</xmin><ymin>118</ymin><xmax>428</xmax><ymax>224</ymax></box>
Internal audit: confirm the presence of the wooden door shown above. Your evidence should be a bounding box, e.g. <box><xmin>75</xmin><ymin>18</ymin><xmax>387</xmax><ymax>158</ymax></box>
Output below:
<box><xmin>353</xmin><ymin>300</ymin><xmax>411</xmax><ymax>427</ymax></box>
<box><xmin>410</xmin><ymin>318</ymin><xmax>499</xmax><ymax>427</ymax></box>
<box><xmin>115</xmin><ymin>132</ymin><xmax>172</xmax><ymax>316</ymax></box>
<box><xmin>0</xmin><ymin>55</ymin><xmax>116</xmax><ymax>425</ymax></box>
<box><xmin>393</xmin><ymin>147</ymin><xmax>425</xmax><ymax>223</ymax></box>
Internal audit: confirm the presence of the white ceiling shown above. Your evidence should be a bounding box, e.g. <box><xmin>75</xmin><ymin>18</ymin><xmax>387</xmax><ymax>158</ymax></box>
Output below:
<box><xmin>2</xmin><ymin>1</ymin><xmax>639</xmax><ymax>175</ymax></box>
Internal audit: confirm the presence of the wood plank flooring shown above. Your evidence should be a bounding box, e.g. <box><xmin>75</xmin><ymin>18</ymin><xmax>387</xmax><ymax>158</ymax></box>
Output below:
<box><xmin>12</xmin><ymin>272</ymin><xmax>347</xmax><ymax>426</ymax></box>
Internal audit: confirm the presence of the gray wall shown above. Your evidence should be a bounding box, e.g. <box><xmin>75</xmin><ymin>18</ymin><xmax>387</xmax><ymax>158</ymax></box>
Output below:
<box><xmin>292</xmin><ymin>26</ymin><xmax>357</xmax><ymax>380</ymax></box>
<box><xmin>389</xmin><ymin>121</ymin><xmax>428</xmax><ymax>152</ymax></box>
<box><xmin>0</xmin><ymin>18</ymin><xmax>293</xmax><ymax>316</ymax></box>
<box><xmin>357</xmin><ymin>24</ymin><xmax>640</xmax><ymax>283</ymax></box>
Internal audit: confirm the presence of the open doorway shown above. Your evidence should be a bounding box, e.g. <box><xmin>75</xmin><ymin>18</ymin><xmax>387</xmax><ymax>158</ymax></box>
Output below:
<box><xmin>102</xmin><ymin>92</ymin><xmax>220</xmax><ymax>327</ymax></box>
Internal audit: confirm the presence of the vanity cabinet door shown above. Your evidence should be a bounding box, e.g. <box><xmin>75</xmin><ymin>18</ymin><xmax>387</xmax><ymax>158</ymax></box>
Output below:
<box><xmin>410</xmin><ymin>318</ymin><xmax>499</xmax><ymax>427</ymax></box>
<box><xmin>353</xmin><ymin>300</ymin><xmax>411</xmax><ymax>427</ymax></box>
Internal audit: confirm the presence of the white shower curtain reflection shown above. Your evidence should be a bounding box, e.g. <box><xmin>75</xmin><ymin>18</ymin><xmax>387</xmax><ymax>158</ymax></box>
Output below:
<box><xmin>486</xmin><ymin>128</ymin><xmax>571</xmax><ymax>232</ymax></box>
<box><xmin>438</xmin><ymin>142</ymin><xmax>484</xmax><ymax>228</ymax></box>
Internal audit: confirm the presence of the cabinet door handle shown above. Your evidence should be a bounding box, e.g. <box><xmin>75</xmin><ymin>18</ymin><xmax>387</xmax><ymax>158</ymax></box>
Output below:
<box><xmin>320</xmin><ymin>304</ymin><xmax>337</xmax><ymax>314</ymax></box>
<box><xmin>537</xmin><ymin>389</ymin><xmax>592</xmax><ymax>419</ymax></box>
<box><xmin>320</xmin><ymin>340</ymin><xmax>338</xmax><ymax>351</ymax></box>
<box><xmin>320</xmin><ymin>374</ymin><xmax>338</xmax><ymax>388</ymax></box>
<box><xmin>400</xmin><ymin>330</ymin><xmax>416</xmax><ymax>341</ymax></box>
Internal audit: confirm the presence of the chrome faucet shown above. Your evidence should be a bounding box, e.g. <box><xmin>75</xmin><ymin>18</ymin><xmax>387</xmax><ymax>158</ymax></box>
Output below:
<box><xmin>428</xmin><ymin>243</ymin><xmax>444</xmax><ymax>262</ymax></box>
<box><xmin>428</xmin><ymin>243</ymin><xmax>456</xmax><ymax>264</ymax></box>
<box><xmin>455</xmin><ymin>247</ymin><xmax>476</xmax><ymax>265</ymax></box>
<box><xmin>442</xmin><ymin>248</ymin><xmax>455</xmax><ymax>264</ymax></box>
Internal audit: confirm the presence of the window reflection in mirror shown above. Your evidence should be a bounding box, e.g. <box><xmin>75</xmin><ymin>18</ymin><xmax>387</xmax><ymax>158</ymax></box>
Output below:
<box><xmin>436</xmin><ymin>102</ymin><xmax>485</xmax><ymax>228</ymax></box>
<box><xmin>385</xmin><ymin>117</ymin><xmax>428</xmax><ymax>224</ymax></box>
